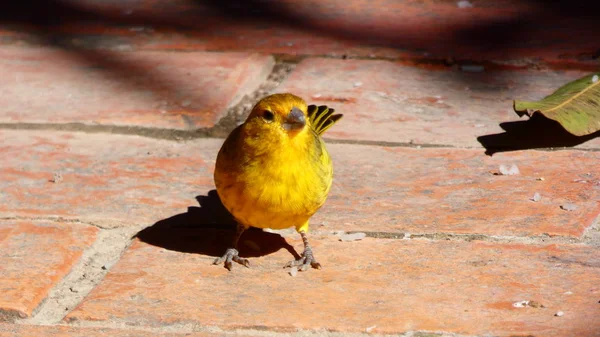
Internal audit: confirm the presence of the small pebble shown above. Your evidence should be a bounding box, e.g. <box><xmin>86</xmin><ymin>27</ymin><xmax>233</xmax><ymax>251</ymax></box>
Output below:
<box><xmin>528</xmin><ymin>300</ymin><xmax>545</xmax><ymax>308</ymax></box>
<box><xmin>555</xmin><ymin>311</ymin><xmax>564</xmax><ymax>317</ymax></box>
<box><xmin>564</xmin><ymin>291</ymin><xmax>573</xmax><ymax>295</ymax></box>
<box><xmin>50</xmin><ymin>172</ymin><xmax>63</xmax><ymax>183</ymax></box>
<box><xmin>531</xmin><ymin>192</ymin><xmax>541</xmax><ymax>202</ymax></box>
<box><xmin>593</xmin><ymin>74</ymin><xmax>599</xmax><ymax>83</ymax></box>
<box><xmin>339</xmin><ymin>232</ymin><xmax>367</xmax><ymax>242</ymax></box>
<box><xmin>289</xmin><ymin>266</ymin><xmax>298</xmax><ymax>277</ymax></box>
<box><xmin>353</xmin><ymin>81</ymin><xmax>363</xmax><ymax>87</ymax></box>
<box><xmin>457</xmin><ymin>0</ymin><xmax>473</xmax><ymax>8</ymax></box>
<box><xmin>561</xmin><ymin>203</ymin><xmax>578</xmax><ymax>211</ymax></box>
<box><xmin>513</xmin><ymin>300</ymin><xmax>529</xmax><ymax>308</ymax></box>
<box><xmin>536</xmin><ymin>177</ymin><xmax>545</xmax><ymax>181</ymax></box>
<box><xmin>512</xmin><ymin>300</ymin><xmax>545</xmax><ymax>308</ymax></box>
<box><xmin>366</xmin><ymin>325</ymin><xmax>377</xmax><ymax>333</ymax></box>
<box><xmin>499</xmin><ymin>164</ymin><xmax>520</xmax><ymax>176</ymax></box>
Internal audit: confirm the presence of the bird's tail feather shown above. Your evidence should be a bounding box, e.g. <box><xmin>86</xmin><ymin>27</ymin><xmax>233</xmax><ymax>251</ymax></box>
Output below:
<box><xmin>307</xmin><ymin>105</ymin><xmax>343</xmax><ymax>135</ymax></box>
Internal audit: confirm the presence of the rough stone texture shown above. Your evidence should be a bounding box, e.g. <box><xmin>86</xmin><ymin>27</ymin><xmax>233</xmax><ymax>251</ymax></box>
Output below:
<box><xmin>66</xmin><ymin>237</ymin><xmax>600</xmax><ymax>337</ymax></box>
<box><xmin>0</xmin><ymin>0</ymin><xmax>597</xmax><ymax>67</ymax></box>
<box><xmin>323</xmin><ymin>145</ymin><xmax>600</xmax><ymax>238</ymax></box>
<box><xmin>277</xmin><ymin>58</ymin><xmax>600</xmax><ymax>148</ymax></box>
<box><xmin>0</xmin><ymin>221</ymin><xmax>98</xmax><ymax>322</ymax></box>
<box><xmin>1</xmin><ymin>1</ymin><xmax>599</xmax><ymax>335</ymax></box>
<box><xmin>0</xmin><ymin>130</ymin><xmax>211</xmax><ymax>228</ymax></box>
<box><xmin>1</xmin><ymin>130</ymin><xmax>598</xmax><ymax>237</ymax></box>
<box><xmin>0</xmin><ymin>46</ymin><xmax>274</xmax><ymax>129</ymax></box>
<box><xmin>0</xmin><ymin>324</ymin><xmax>225</xmax><ymax>337</ymax></box>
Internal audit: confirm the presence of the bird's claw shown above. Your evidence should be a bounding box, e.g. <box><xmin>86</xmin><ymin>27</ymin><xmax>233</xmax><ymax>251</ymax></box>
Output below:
<box><xmin>284</xmin><ymin>248</ymin><xmax>321</xmax><ymax>271</ymax></box>
<box><xmin>213</xmin><ymin>248</ymin><xmax>249</xmax><ymax>271</ymax></box>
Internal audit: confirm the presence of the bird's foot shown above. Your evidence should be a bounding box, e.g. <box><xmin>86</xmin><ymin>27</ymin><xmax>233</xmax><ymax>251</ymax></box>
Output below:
<box><xmin>213</xmin><ymin>248</ymin><xmax>249</xmax><ymax>271</ymax></box>
<box><xmin>284</xmin><ymin>246</ymin><xmax>321</xmax><ymax>271</ymax></box>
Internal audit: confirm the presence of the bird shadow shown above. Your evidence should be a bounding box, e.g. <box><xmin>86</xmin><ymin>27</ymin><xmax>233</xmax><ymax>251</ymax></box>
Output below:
<box><xmin>135</xmin><ymin>189</ymin><xmax>300</xmax><ymax>260</ymax></box>
<box><xmin>477</xmin><ymin>113</ymin><xmax>600</xmax><ymax>156</ymax></box>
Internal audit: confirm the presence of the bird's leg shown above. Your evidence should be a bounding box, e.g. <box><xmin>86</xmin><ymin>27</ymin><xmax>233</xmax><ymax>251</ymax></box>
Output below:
<box><xmin>213</xmin><ymin>223</ymin><xmax>249</xmax><ymax>270</ymax></box>
<box><xmin>284</xmin><ymin>231</ymin><xmax>322</xmax><ymax>271</ymax></box>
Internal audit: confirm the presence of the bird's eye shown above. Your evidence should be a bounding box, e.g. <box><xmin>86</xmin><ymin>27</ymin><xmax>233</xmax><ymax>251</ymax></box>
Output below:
<box><xmin>263</xmin><ymin>110</ymin><xmax>275</xmax><ymax>121</ymax></box>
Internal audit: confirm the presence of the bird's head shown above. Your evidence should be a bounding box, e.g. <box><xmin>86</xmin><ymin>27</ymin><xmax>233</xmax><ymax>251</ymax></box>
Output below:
<box><xmin>244</xmin><ymin>93</ymin><xmax>309</xmax><ymax>140</ymax></box>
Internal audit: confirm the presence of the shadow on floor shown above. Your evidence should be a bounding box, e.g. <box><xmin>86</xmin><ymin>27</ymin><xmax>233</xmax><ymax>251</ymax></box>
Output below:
<box><xmin>135</xmin><ymin>190</ymin><xmax>300</xmax><ymax>260</ymax></box>
<box><xmin>477</xmin><ymin>113</ymin><xmax>600</xmax><ymax>155</ymax></box>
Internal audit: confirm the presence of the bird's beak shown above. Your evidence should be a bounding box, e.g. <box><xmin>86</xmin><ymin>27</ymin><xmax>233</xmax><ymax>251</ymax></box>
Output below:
<box><xmin>283</xmin><ymin>107</ymin><xmax>306</xmax><ymax>132</ymax></box>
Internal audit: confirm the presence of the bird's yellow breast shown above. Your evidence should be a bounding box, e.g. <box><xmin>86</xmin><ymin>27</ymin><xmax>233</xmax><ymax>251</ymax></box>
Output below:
<box><xmin>214</xmin><ymin>126</ymin><xmax>332</xmax><ymax>232</ymax></box>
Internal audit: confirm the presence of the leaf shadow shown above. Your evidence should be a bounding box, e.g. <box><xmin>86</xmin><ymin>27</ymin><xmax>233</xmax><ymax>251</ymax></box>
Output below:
<box><xmin>135</xmin><ymin>189</ymin><xmax>300</xmax><ymax>260</ymax></box>
<box><xmin>477</xmin><ymin>113</ymin><xmax>600</xmax><ymax>156</ymax></box>
<box><xmin>2</xmin><ymin>0</ymin><xmax>599</xmax><ymax>114</ymax></box>
<box><xmin>0</xmin><ymin>1</ymin><xmax>222</xmax><ymax>130</ymax></box>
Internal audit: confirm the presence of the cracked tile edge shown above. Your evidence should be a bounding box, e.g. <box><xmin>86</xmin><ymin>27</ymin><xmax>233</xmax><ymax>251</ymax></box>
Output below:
<box><xmin>20</xmin><ymin>226</ymin><xmax>142</xmax><ymax>325</ymax></box>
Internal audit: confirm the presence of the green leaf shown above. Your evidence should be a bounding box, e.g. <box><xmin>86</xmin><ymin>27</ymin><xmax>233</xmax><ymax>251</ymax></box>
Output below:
<box><xmin>513</xmin><ymin>73</ymin><xmax>600</xmax><ymax>136</ymax></box>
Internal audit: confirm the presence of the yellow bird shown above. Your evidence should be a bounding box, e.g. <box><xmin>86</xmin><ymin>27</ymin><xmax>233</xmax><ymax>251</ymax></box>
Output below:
<box><xmin>213</xmin><ymin>93</ymin><xmax>342</xmax><ymax>271</ymax></box>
